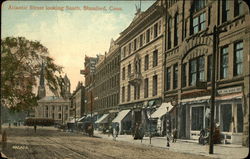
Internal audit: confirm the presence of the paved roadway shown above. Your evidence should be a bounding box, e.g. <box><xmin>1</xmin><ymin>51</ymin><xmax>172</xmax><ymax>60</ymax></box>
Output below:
<box><xmin>0</xmin><ymin>126</ymin><xmax>212</xmax><ymax>159</ymax></box>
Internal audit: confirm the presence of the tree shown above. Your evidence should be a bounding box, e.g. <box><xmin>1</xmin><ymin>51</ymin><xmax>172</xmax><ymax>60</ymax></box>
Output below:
<box><xmin>1</xmin><ymin>37</ymin><xmax>64</xmax><ymax>112</ymax></box>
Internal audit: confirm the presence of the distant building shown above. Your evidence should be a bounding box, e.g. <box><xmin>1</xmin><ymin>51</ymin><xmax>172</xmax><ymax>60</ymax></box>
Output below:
<box><xmin>80</xmin><ymin>55</ymin><xmax>99</xmax><ymax>115</ymax></box>
<box><xmin>35</xmin><ymin>63</ymin><xmax>71</xmax><ymax>124</ymax></box>
<box><xmin>70</xmin><ymin>82</ymin><xmax>85</xmax><ymax>119</ymax></box>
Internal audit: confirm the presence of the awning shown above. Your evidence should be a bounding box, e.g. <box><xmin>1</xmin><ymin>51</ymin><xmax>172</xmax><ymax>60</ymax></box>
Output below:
<box><xmin>151</xmin><ymin>102</ymin><xmax>173</xmax><ymax>119</ymax></box>
<box><xmin>95</xmin><ymin>114</ymin><xmax>109</xmax><ymax>124</ymax></box>
<box><xmin>77</xmin><ymin>116</ymin><xmax>86</xmax><ymax>122</ymax></box>
<box><xmin>112</xmin><ymin>110</ymin><xmax>130</xmax><ymax>123</ymax></box>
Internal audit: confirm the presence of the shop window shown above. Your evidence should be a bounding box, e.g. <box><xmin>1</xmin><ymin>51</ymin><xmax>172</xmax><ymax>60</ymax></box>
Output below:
<box><xmin>153</xmin><ymin>50</ymin><xmax>158</xmax><ymax>67</ymax></box>
<box><xmin>191</xmin><ymin>106</ymin><xmax>204</xmax><ymax>131</ymax></box>
<box><xmin>173</xmin><ymin>64</ymin><xmax>178</xmax><ymax>89</ymax></box>
<box><xmin>222</xmin><ymin>0</ymin><xmax>230</xmax><ymax>23</ymax></box>
<box><xmin>221</xmin><ymin>104</ymin><xmax>232</xmax><ymax>132</ymax></box>
<box><xmin>144</xmin><ymin>55</ymin><xmax>149</xmax><ymax>71</ymax></box>
<box><xmin>144</xmin><ymin>78</ymin><xmax>148</xmax><ymax>98</ymax></box>
<box><xmin>237</xmin><ymin>104</ymin><xmax>243</xmax><ymax>133</ymax></box>
<box><xmin>234</xmin><ymin>41</ymin><xmax>243</xmax><ymax>76</ymax></box>
<box><xmin>234</xmin><ymin>0</ymin><xmax>243</xmax><ymax>17</ymax></box>
<box><xmin>220</xmin><ymin>46</ymin><xmax>228</xmax><ymax>79</ymax></box>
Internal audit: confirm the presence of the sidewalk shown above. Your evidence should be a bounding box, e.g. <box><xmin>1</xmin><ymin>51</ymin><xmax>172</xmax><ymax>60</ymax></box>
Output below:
<box><xmin>94</xmin><ymin>131</ymin><xmax>249</xmax><ymax>159</ymax></box>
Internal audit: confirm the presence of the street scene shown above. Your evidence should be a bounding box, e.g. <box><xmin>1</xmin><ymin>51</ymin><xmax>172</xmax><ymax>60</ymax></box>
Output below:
<box><xmin>1</xmin><ymin>0</ymin><xmax>250</xmax><ymax>159</ymax></box>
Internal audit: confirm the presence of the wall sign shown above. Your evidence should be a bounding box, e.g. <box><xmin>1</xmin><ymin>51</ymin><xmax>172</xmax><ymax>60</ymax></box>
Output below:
<box><xmin>217</xmin><ymin>86</ymin><xmax>242</xmax><ymax>95</ymax></box>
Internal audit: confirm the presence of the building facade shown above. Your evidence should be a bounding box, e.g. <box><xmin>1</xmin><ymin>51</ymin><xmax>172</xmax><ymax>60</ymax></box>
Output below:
<box><xmin>116</xmin><ymin>1</ymin><xmax>164</xmax><ymax>131</ymax></box>
<box><xmin>162</xmin><ymin>0</ymin><xmax>249</xmax><ymax>146</ymax></box>
<box><xmin>81</xmin><ymin>55</ymin><xmax>99</xmax><ymax>115</ymax></box>
<box><xmin>93</xmin><ymin>39</ymin><xmax>120</xmax><ymax>114</ymax></box>
<box><xmin>70</xmin><ymin>81</ymin><xmax>85</xmax><ymax>119</ymax></box>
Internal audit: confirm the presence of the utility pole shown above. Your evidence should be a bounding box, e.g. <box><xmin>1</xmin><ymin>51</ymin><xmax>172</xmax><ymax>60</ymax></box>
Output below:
<box><xmin>207</xmin><ymin>25</ymin><xmax>227</xmax><ymax>154</ymax></box>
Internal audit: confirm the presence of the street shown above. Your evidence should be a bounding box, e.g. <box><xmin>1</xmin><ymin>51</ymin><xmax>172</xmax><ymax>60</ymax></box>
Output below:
<box><xmin>0</xmin><ymin>126</ymin><xmax>212</xmax><ymax>159</ymax></box>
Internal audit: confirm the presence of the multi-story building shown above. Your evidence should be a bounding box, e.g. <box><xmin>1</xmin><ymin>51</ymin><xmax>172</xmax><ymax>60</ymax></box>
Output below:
<box><xmin>116</xmin><ymin>1</ymin><xmax>164</xmax><ymax>131</ymax></box>
<box><xmin>70</xmin><ymin>81</ymin><xmax>85</xmax><ymax>120</ymax></box>
<box><xmin>93</xmin><ymin>39</ymin><xmax>120</xmax><ymax>113</ymax></box>
<box><xmin>162</xmin><ymin>0</ymin><xmax>249</xmax><ymax>146</ymax></box>
<box><xmin>81</xmin><ymin>55</ymin><xmax>99</xmax><ymax>116</ymax></box>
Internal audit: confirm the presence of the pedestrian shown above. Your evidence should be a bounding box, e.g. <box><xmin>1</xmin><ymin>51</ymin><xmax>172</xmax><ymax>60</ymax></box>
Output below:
<box><xmin>8</xmin><ymin>123</ymin><xmax>11</xmax><ymax>128</ymax></box>
<box><xmin>115</xmin><ymin>125</ymin><xmax>119</xmax><ymax>137</ymax></box>
<box><xmin>2</xmin><ymin>130</ymin><xmax>7</xmax><ymax>150</ymax></box>
<box><xmin>172</xmin><ymin>128</ymin><xmax>177</xmax><ymax>143</ymax></box>
<box><xmin>34</xmin><ymin>125</ymin><xmax>37</xmax><ymax>133</ymax></box>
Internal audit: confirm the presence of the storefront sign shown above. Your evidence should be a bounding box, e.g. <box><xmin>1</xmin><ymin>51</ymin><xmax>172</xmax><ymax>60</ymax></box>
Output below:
<box><xmin>217</xmin><ymin>86</ymin><xmax>242</xmax><ymax>95</ymax></box>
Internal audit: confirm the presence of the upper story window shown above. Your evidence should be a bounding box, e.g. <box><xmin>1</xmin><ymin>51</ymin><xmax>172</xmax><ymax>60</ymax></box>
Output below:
<box><xmin>234</xmin><ymin>41</ymin><xmax>243</xmax><ymax>76</ymax></box>
<box><xmin>168</xmin><ymin>17</ymin><xmax>172</xmax><ymax>49</ymax></box>
<box><xmin>144</xmin><ymin>54</ymin><xmax>149</xmax><ymax>71</ymax></box>
<box><xmin>174</xmin><ymin>13</ymin><xmax>179</xmax><ymax>46</ymax></box>
<box><xmin>220</xmin><ymin>46</ymin><xmax>228</xmax><ymax>79</ymax></box>
<box><xmin>134</xmin><ymin>39</ymin><xmax>137</xmax><ymax>51</ymax></box>
<box><xmin>140</xmin><ymin>34</ymin><xmax>143</xmax><ymax>47</ymax></box>
<box><xmin>153</xmin><ymin>75</ymin><xmax>158</xmax><ymax>96</ymax></box>
<box><xmin>173</xmin><ymin>64</ymin><xmax>178</xmax><ymax>89</ymax></box>
<box><xmin>189</xmin><ymin>56</ymin><xmax>205</xmax><ymax>86</ymax></box>
<box><xmin>234</xmin><ymin>0</ymin><xmax>243</xmax><ymax>17</ymax></box>
<box><xmin>182</xmin><ymin>63</ymin><xmax>187</xmax><ymax>87</ymax></box>
<box><xmin>153</xmin><ymin>50</ymin><xmax>158</xmax><ymax>67</ymax></box>
<box><xmin>193</xmin><ymin>12</ymin><xmax>206</xmax><ymax>34</ymax></box>
<box><xmin>165</xmin><ymin>67</ymin><xmax>171</xmax><ymax>91</ymax></box>
<box><xmin>222</xmin><ymin>0</ymin><xmax>230</xmax><ymax>23</ymax></box>
<box><xmin>122</xmin><ymin>86</ymin><xmax>125</xmax><ymax>102</ymax></box>
<box><xmin>207</xmin><ymin>55</ymin><xmax>212</xmax><ymax>82</ymax></box>
<box><xmin>144</xmin><ymin>78</ymin><xmax>149</xmax><ymax>98</ymax></box>
<box><xmin>127</xmin><ymin>84</ymin><xmax>131</xmax><ymax>101</ymax></box>
<box><xmin>128</xmin><ymin>64</ymin><xmax>131</xmax><ymax>77</ymax></box>
<box><xmin>122</xmin><ymin>67</ymin><xmax>125</xmax><ymax>80</ymax></box>
<box><xmin>154</xmin><ymin>23</ymin><xmax>158</xmax><ymax>38</ymax></box>
<box><xmin>192</xmin><ymin>0</ymin><xmax>207</xmax><ymax>13</ymax></box>
<box><xmin>129</xmin><ymin>43</ymin><xmax>131</xmax><ymax>54</ymax></box>
<box><xmin>146</xmin><ymin>29</ymin><xmax>150</xmax><ymax>43</ymax></box>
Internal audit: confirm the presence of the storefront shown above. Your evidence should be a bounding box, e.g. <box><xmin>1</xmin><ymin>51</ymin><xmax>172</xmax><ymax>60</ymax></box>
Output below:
<box><xmin>112</xmin><ymin>109</ymin><xmax>132</xmax><ymax>135</ymax></box>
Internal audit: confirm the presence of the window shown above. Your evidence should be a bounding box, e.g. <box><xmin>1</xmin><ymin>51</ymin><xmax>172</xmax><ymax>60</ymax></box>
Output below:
<box><xmin>153</xmin><ymin>75</ymin><xmax>158</xmax><ymax>96</ymax></box>
<box><xmin>182</xmin><ymin>63</ymin><xmax>187</xmax><ymax>87</ymax></box>
<box><xmin>123</xmin><ymin>47</ymin><xmax>126</xmax><ymax>58</ymax></box>
<box><xmin>192</xmin><ymin>0</ymin><xmax>207</xmax><ymax>12</ymax></box>
<box><xmin>174</xmin><ymin>14</ymin><xmax>178</xmax><ymax>46</ymax></box>
<box><xmin>222</xmin><ymin>0</ymin><xmax>229</xmax><ymax>23</ymax></box>
<box><xmin>122</xmin><ymin>67</ymin><xmax>125</xmax><ymax>80</ymax></box>
<box><xmin>127</xmin><ymin>84</ymin><xmax>131</xmax><ymax>101</ymax></box>
<box><xmin>191</xmin><ymin>106</ymin><xmax>204</xmax><ymax>131</ymax></box>
<box><xmin>234</xmin><ymin>41</ymin><xmax>243</xmax><ymax>76</ymax></box>
<box><xmin>190</xmin><ymin>59</ymin><xmax>197</xmax><ymax>86</ymax></box>
<box><xmin>144</xmin><ymin>55</ymin><xmax>149</xmax><ymax>71</ymax></box>
<box><xmin>207</xmin><ymin>55</ymin><xmax>212</xmax><ymax>82</ymax></box>
<box><xmin>173</xmin><ymin>64</ymin><xmax>178</xmax><ymax>89</ymax></box>
<box><xmin>129</xmin><ymin>43</ymin><xmax>131</xmax><ymax>54</ymax></box>
<box><xmin>168</xmin><ymin>18</ymin><xmax>172</xmax><ymax>49</ymax></box>
<box><xmin>144</xmin><ymin>78</ymin><xmax>148</xmax><ymax>98</ymax></box>
<box><xmin>234</xmin><ymin>0</ymin><xmax>243</xmax><ymax>17</ymax></box>
<box><xmin>128</xmin><ymin>64</ymin><xmax>131</xmax><ymax>77</ymax></box>
<box><xmin>189</xmin><ymin>56</ymin><xmax>204</xmax><ymax>85</ymax></box>
<box><xmin>153</xmin><ymin>50</ymin><xmax>158</xmax><ymax>67</ymax></box>
<box><xmin>140</xmin><ymin>34</ymin><xmax>143</xmax><ymax>47</ymax></box>
<box><xmin>146</xmin><ymin>29</ymin><xmax>150</xmax><ymax>43</ymax></box>
<box><xmin>134</xmin><ymin>39</ymin><xmax>137</xmax><ymax>51</ymax></box>
<box><xmin>59</xmin><ymin>113</ymin><xmax>62</xmax><ymax>119</ymax></box>
<box><xmin>154</xmin><ymin>23</ymin><xmax>158</xmax><ymax>38</ymax></box>
<box><xmin>166</xmin><ymin>67</ymin><xmax>171</xmax><ymax>90</ymax></box>
<box><xmin>193</xmin><ymin>12</ymin><xmax>206</xmax><ymax>34</ymax></box>
<box><xmin>134</xmin><ymin>85</ymin><xmax>140</xmax><ymax>100</ymax></box>
<box><xmin>220</xmin><ymin>46</ymin><xmax>228</xmax><ymax>79</ymax></box>
<box><xmin>221</xmin><ymin>104</ymin><xmax>232</xmax><ymax>132</ymax></box>
<box><xmin>237</xmin><ymin>104</ymin><xmax>243</xmax><ymax>132</ymax></box>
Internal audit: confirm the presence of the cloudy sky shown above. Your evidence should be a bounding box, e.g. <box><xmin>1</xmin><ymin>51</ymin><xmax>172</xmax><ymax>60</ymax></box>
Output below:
<box><xmin>2</xmin><ymin>0</ymin><xmax>155</xmax><ymax>93</ymax></box>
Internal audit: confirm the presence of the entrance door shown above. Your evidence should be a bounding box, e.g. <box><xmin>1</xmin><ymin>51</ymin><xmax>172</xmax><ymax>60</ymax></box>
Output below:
<box><xmin>190</xmin><ymin>106</ymin><xmax>204</xmax><ymax>139</ymax></box>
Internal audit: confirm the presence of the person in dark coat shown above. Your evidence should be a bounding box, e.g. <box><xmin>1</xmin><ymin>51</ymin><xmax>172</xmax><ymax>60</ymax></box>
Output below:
<box><xmin>115</xmin><ymin>125</ymin><xmax>119</xmax><ymax>137</ymax></box>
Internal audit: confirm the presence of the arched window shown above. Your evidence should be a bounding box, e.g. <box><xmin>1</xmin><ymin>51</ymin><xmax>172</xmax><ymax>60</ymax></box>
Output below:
<box><xmin>174</xmin><ymin>13</ymin><xmax>179</xmax><ymax>46</ymax></box>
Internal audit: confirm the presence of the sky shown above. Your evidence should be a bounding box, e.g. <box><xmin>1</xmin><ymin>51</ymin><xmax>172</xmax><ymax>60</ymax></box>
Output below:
<box><xmin>1</xmin><ymin>0</ymin><xmax>155</xmax><ymax>93</ymax></box>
